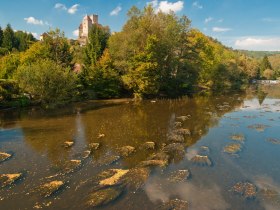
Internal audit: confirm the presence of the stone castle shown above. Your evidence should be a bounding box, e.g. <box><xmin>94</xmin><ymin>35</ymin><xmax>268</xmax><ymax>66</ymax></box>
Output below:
<box><xmin>78</xmin><ymin>14</ymin><xmax>99</xmax><ymax>45</ymax></box>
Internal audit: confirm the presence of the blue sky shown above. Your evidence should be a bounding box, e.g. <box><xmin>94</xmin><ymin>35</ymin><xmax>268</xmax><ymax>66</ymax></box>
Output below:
<box><xmin>1</xmin><ymin>0</ymin><xmax>280</xmax><ymax>51</ymax></box>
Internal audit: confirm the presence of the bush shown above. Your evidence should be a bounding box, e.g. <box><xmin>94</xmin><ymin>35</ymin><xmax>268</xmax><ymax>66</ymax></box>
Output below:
<box><xmin>15</xmin><ymin>59</ymin><xmax>77</xmax><ymax>107</ymax></box>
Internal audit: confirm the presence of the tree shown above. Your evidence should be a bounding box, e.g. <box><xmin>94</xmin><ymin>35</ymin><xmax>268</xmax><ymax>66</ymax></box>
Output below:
<box><xmin>83</xmin><ymin>25</ymin><xmax>110</xmax><ymax>67</ymax></box>
<box><xmin>0</xmin><ymin>53</ymin><xmax>20</xmax><ymax>79</ymax></box>
<box><xmin>0</xmin><ymin>26</ymin><xmax>3</xmax><ymax>47</ymax></box>
<box><xmin>14</xmin><ymin>31</ymin><xmax>36</xmax><ymax>51</ymax></box>
<box><xmin>15</xmin><ymin>59</ymin><xmax>77</xmax><ymax>107</ymax></box>
<box><xmin>83</xmin><ymin>49</ymin><xmax>121</xmax><ymax>98</ymax></box>
<box><xmin>2</xmin><ymin>24</ymin><xmax>16</xmax><ymax>51</ymax></box>
<box><xmin>260</xmin><ymin>55</ymin><xmax>272</xmax><ymax>77</ymax></box>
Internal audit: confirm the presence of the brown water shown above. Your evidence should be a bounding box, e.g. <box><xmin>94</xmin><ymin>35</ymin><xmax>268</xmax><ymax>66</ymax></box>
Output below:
<box><xmin>1</xmin><ymin>85</ymin><xmax>280</xmax><ymax>210</ymax></box>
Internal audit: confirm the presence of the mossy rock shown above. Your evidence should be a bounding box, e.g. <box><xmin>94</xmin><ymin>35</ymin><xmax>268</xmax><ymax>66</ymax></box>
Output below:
<box><xmin>223</xmin><ymin>143</ymin><xmax>242</xmax><ymax>154</ymax></box>
<box><xmin>167</xmin><ymin>170</ymin><xmax>190</xmax><ymax>183</ymax></box>
<box><xmin>157</xmin><ymin>199</ymin><xmax>189</xmax><ymax>210</ymax></box>
<box><xmin>0</xmin><ymin>152</ymin><xmax>12</xmax><ymax>163</ymax></box>
<box><xmin>86</xmin><ymin>187</ymin><xmax>123</xmax><ymax>208</ymax></box>
<box><xmin>122</xmin><ymin>167</ymin><xmax>150</xmax><ymax>191</ymax></box>
<box><xmin>190</xmin><ymin>155</ymin><xmax>212</xmax><ymax>166</ymax></box>
<box><xmin>117</xmin><ymin>146</ymin><xmax>136</xmax><ymax>157</ymax></box>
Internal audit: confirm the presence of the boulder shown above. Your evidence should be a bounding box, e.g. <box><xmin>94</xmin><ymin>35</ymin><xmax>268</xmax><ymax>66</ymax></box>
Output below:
<box><xmin>139</xmin><ymin>160</ymin><xmax>168</xmax><ymax>168</ymax></box>
<box><xmin>168</xmin><ymin>170</ymin><xmax>190</xmax><ymax>183</ymax></box>
<box><xmin>0</xmin><ymin>173</ymin><xmax>22</xmax><ymax>188</ymax></box>
<box><xmin>96</xmin><ymin>155</ymin><xmax>120</xmax><ymax>166</ymax></box>
<box><xmin>63</xmin><ymin>141</ymin><xmax>74</xmax><ymax>148</ymax></box>
<box><xmin>122</xmin><ymin>167</ymin><xmax>150</xmax><ymax>191</ymax></box>
<box><xmin>190</xmin><ymin>155</ymin><xmax>212</xmax><ymax>166</ymax></box>
<box><xmin>232</xmin><ymin>182</ymin><xmax>257</xmax><ymax>199</ymax></box>
<box><xmin>230</xmin><ymin>134</ymin><xmax>245</xmax><ymax>141</ymax></box>
<box><xmin>87</xmin><ymin>187</ymin><xmax>122</xmax><ymax>208</ymax></box>
<box><xmin>117</xmin><ymin>146</ymin><xmax>136</xmax><ymax>157</ymax></box>
<box><xmin>39</xmin><ymin>180</ymin><xmax>64</xmax><ymax>197</ymax></box>
<box><xmin>0</xmin><ymin>152</ymin><xmax>12</xmax><ymax>163</ymax></box>
<box><xmin>64</xmin><ymin>160</ymin><xmax>82</xmax><ymax>174</ymax></box>
<box><xmin>89</xmin><ymin>143</ymin><xmax>100</xmax><ymax>150</ymax></box>
<box><xmin>142</xmin><ymin>142</ymin><xmax>156</xmax><ymax>150</ymax></box>
<box><xmin>99</xmin><ymin>169</ymin><xmax>129</xmax><ymax>186</ymax></box>
<box><xmin>223</xmin><ymin>143</ymin><xmax>242</xmax><ymax>154</ymax></box>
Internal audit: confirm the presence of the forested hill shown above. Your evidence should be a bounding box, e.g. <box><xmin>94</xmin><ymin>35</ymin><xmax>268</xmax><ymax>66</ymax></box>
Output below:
<box><xmin>238</xmin><ymin>50</ymin><xmax>280</xmax><ymax>59</ymax></box>
<box><xmin>0</xmin><ymin>5</ymin><xmax>278</xmax><ymax>108</ymax></box>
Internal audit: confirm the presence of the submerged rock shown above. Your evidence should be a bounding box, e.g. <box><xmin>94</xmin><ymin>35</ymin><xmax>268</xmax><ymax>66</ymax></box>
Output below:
<box><xmin>99</xmin><ymin>169</ymin><xmax>129</xmax><ymax>186</ymax></box>
<box><xmin>174</xmin><ymin>122</ymin><xmax>182</xmax><ymax>128</ymax></box>
<box><xmin>266</xmin><ymin>138</ymin><xmax>280</xmax><ymax>145</ymax></box>
<box><xmin>190</xmin><ymin>155</ymin><xmax>212</xmax><ymax>166</ymax></box>
<box><xmin>97</xmin><ymin>133</ymin><xmax>105</xmax><ymax>139</ymax></box>
<box><xmin>259</xmin><ymin>188</ymin><xmax>280</xmax><ymax>203</ymax></box>
<box><xmin>176</xmin><ymin>116</ymin><xmax>190</xmax><ymax>121</ymax></box>
<box><xmin>174</xmin><ymin>128</ymin><xmax>191</xmax><ymax>136</ymax></box>
<box><xmin>0</xmin><ymin>173</ymin><xmax>22</xmax><ymax>188</ymax></box>
<box><xmin>148</xmin><ymin>151</ymin><xmax>170</xmax><ymax>163</ymax></box>
<box><xmin>89</xmin><ymin>143</ymin><xmax>100</xmax><ymax>150</ymax></box>
<box><xmin>139</xmin><ymin>160</ymin><xmax>168</xmax><ymax>168</ymax></box>
<box><xmin>96</xmin><ymin>155</ymin><xmax>120</xmax><ymax>166</ymax></box>
<box><xmin>0</xmin><ymin>152</ymin><xmax>12</xmax><ymax>163</ymax></box>
<box><xmin>163</xmin><ymin>143</ymin><xmax>185</xmax><ymax>158</ymax></box>
<box><xmin>232</xmin><ymin>182</ymin><xmax>257</xmax><ymax>199</ymax></box>
<box><xmin>200</xmin><ymin>146</ymin><xmax>210</xmax><ymax>153</ymax></box>
<box><xmin>39</xmin><ymin>180</ymin><xmax>64</xmax><ymax>197</ymax></box>
<box><xmin>168</xmin><ymin>170</ymin><xmax>190</xmax><ymax>183</ymax></box>
<box><xmin>167</xmin><ymin>134</ymin><xmax>185</xmax><ymax>143</ymax></box>
<box><xmin>82</xmin><ymin>150</ymin><xmax>91</xmax><ymax>159</ymax></box>
<box><xmin>157</xmin><ymin>199</ymin><xmax>189</xmax><ymax>210</ymax></box>
<box><xmin>142</xmin><ymin>142</ymin><xmax>155</xmax><ymax>150</ymax></box>
<box><xmin>248</xmin><ymin>124</ymin><xmax>269</xmax><ymax>132</ymax></box>
<box><xmin>117</xmin><ymin>146</ymin><xmax>136</xmax><ymax>157</ymax></box>
<box><xmin>64</xmin><ymin>160</ymin><xmax>82</xmax><ymax>174</ymax></box>
<box><xmin>230</xmin><ymin>134</ymin><xmax>245</xmax><ymax>142</ymax></box>
<box><xmin>87</xmin><ymin>187</ymin><xmax>122</xmax><ymax>208</ymax></box>
<box><xmin>122</xmin><ymin>167</ymin><xmax>150</xmax><ymax>191</ymax></box>
<box><xmin>63</xmin><ymin>141</ymin><xmax>74</xmax><ymax>148</ymax></box>
<box><xmin>223</xmin><ymin>143</ymin><xmax>242</xmax><ymax>154</ymax></box>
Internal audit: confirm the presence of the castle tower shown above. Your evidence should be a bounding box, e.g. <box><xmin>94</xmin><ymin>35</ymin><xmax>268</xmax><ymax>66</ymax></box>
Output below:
<box><xmin>78</xmin><ymin>14</ymin><xmax>99</xmax><ymax>45</ymax></box>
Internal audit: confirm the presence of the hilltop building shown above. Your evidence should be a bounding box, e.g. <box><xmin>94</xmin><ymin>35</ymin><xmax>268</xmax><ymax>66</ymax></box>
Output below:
<box><xmin>78</xmin><ymin>14</ymin><xmax>99</xmax><ymax>45</ymax></box>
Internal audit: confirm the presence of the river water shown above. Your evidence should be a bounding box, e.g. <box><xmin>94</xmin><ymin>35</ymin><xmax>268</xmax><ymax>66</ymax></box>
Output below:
<box><xmin>1</xmin><ymin>85</ymin><xmax>280</xmax><ymax>210</ymax></box>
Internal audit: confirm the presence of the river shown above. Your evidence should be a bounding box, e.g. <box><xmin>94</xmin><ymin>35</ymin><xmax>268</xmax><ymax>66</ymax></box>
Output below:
<box><xmin>1</xmin><ymin>85</ymin><xmax>280</xmax><ymax>210</ymax></box>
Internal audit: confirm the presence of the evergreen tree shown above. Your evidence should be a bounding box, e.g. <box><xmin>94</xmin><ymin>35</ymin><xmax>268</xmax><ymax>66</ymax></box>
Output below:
<box><xmin>0</xmin><ymin>26</ymin><xmax>3</xmax><ymax>47</ymax></box>
<box><xmin>2</xmin><ymin>24</ymin><xmax>16</xmax><ymax>51</ymax></box>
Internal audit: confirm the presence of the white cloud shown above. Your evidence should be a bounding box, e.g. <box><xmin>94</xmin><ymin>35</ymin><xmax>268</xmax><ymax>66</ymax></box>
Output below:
<box><xmin>54</xmin><ymin>3</ymin><xmax>67</xmax><ymax>10</ymax></box>
<box><xmin>31</xmin><ymin>32</ymin><xmax>39</xmax><ymax>39</ymax></box>
<box><xmin>24</xmin><ymin>17</ymin><xmax>44</xmax><ymax>25</ymax></box>
<box><xmin>110</xmin><ymin>6</ymin><xmax>122</xmax><ymax>16</ymax></box>
<box><xmin>192</xmin><ymin>1</ymin><xmax>203</xmax><ymax>9</ymax></box>
<box><xmin>261</xmin><ymin>17</ymin><xmax>279</xmax><ymax>22</ymax></box>
<box><xmin>217</xmin><ymin>19</ymin><xmax>223</xmax><ymax>23</ymax></box>
<box><xmin>205</xmin><ymin>17</ymin><xmax>213</xmax><ymax>24</ymax></box>
<box><xmin>235</xmin><ymin>37</ymin><xmax>280</xmax><ymax>51</ymax></box>
<box><xmin>68</xmin><ymin>4</ymin><xmax>79</xmax><ymax>14</ymax></box>
<box><xmin>212</xmin><ymin>27</ymin><xmax>232</xmax><ymax>32</ymax></box>
<box><xmin>72</xmin><ymin>29</ymin><xmax>79</xmax><ymax>37</ymax></box>
<box><xmin>148</xmin><ymin>0</ymin><xmax>184</xmax><ymax>13</ymax></box>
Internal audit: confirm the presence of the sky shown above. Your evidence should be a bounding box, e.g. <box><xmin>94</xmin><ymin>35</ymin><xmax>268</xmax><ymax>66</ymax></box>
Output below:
<box><xmin>1</xmin><ymin>0</ymin><xmax>280</xmax><ymax>51</ymax></box>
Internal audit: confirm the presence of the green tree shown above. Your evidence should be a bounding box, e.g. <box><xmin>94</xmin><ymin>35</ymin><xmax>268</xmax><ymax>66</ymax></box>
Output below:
<box><xmin>83</xmin><ymin>49</ymin><xmax>121</xmax><ymax>98</ymax></box>
<box><xmin>0</xmin><ymin>26</ymin><xmax>3</xmax><ymax>47</ymax></box>
<box><xmin>2</xmin><ymin>24</ymin><xmax>16</xmax><ymax>51</ymax></box>
<box><xmin>0</xmin><ymin>53</ymin><xmax>20</xmax><ymax>79</ymax></box>
<box><xmin>14</xmin><ymin>31</ymin><xmax>36</xmax><ymax>51</ymax></box>
<box><xmin>83</xmin><ymin>25</ymin><xmax>110</xmax><ymax>67</ymax></box>
<box><xmin>15</xmin><ymin>59</ymin><xmax>77</xmax><ymax>107</ymax></box>
<box><xmin>260</xmin><ymin>55</ymin><xmax>272</xmax><ymax>77</ymax></box>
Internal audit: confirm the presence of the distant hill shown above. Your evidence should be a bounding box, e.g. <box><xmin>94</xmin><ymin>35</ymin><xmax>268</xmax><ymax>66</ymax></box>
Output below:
<box><xmin>238</xmin><ymin>50</ymin><xmax>280</xmax><ymax>59</ymax></box>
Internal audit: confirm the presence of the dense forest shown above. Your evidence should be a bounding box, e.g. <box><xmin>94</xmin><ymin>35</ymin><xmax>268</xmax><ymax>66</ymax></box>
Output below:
<box><xmin>0</xmin><ymin>6</ymin><xmax>279</xmax><ymax>108</ymax></box>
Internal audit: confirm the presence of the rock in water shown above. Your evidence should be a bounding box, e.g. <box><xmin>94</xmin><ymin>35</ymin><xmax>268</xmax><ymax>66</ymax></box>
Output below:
<box><xmin>99</xmin><ymin>169</ymin><xmax>129</xmax><ymax>186</ymax></box>
<box><xmin>117</xmin><ymin>146</ymin><xmax>136</xmax><ymax>157</ymax></box>
<box><xmin>139</xmin><ymin>160</ymin><xmax>168</xmax><ymax>168</ymax></box>
<box><xmin>64</xmin><ymin>160</ymin><xmax>82</xmax><ymax>174</ymax></box>
<box><xmin>223</xmin><ymin>143</ymin><xmax>242</xmax><ymax>154</ymax></box>
<box><xmin>39</xmin><ymin>181</ymin><xmax>64</xmax><ymax>197</ymax></box>
<box><xmin>157</xmin><ymin>199</ymin><xmax>189</xmax><ymax>210</ymax></box>
<box><xmin>163</xmin><ymin>143</ymin><xmax>185</xmax><ymax>159</ymax></box>
<box><xmin>0</xmin><ymin>173</ymin><xmax>22</xmax><ymax>188</ymax></box>
<box><xmin>168</xmin><ymin>170</ymin><xmax>190</xmax><ymax>183</ymax></box>
<box><xmin>190</xmin><ymin>155</ymin><xmax>212</xmax><ymax>166</ymax></box>
<box><xmin>266</xmin><ymin>138</ymin><xmax>280</xmax><ymax>145</ymax></box>
<box><xmin>174</xmin><ymin>128</ymin><xmax>191</xmax><ymax>136</ymax></box>
<box><xmin>63</xmin><ymin>141</ymin><xmax>74</xmax><ymax>148</ymax></box>
<box><xmin>167</xmin><ymin>134</ymin><xmax>185</xmax><ymax>143</ymax></box>
<box><xmin>87</xmin><ymin>187</ymin><xmax>122</xmax><ymax>208</ymax></box>
<box><xmin>97</xmin><ymin>155</ymin><xmax>120</xmax><ymax>166</ymax></box>
<box><xmin>122</xmin><ymin>167</ymin><xmax>150</xmax><ymax>191</ymax></box>
<box><xmin>89</xmin><ymin>143</ymin><xmax>100</xmax><ymax>150</ymax></box>
<box><xmin>142</xmin><ymin>142</ymin><xmax>155</xmax><ymax>150</ymax></box>
<box><xmin>230</xmin><ymin>134</ymin><xmax>245</xmax><ymax>141</ymax></box>
<box><xmin>0</xmin><ymin>152</ymin><xmax>12</xmax><ymax>163</ymax></box>
<box><xmin>176</xmin><ymin>116</ymin><xmax>190</xmax><ymax>121</ymax></box>
<box><xmin>82</xmin><ymin>150</ymin><xmax>91</xmax><ymax>159</ymax></box>
<box><xmin>232</xmin><ymin>182</ymin><xmax>257</xmax><ymax>199</ymax></box>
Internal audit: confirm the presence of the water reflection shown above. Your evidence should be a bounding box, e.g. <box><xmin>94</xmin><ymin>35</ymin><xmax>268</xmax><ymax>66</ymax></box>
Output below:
<box><xmin>3</xmin><ymin>86</ymin><xmax>280</xmax><ymax>209</ymax></box>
